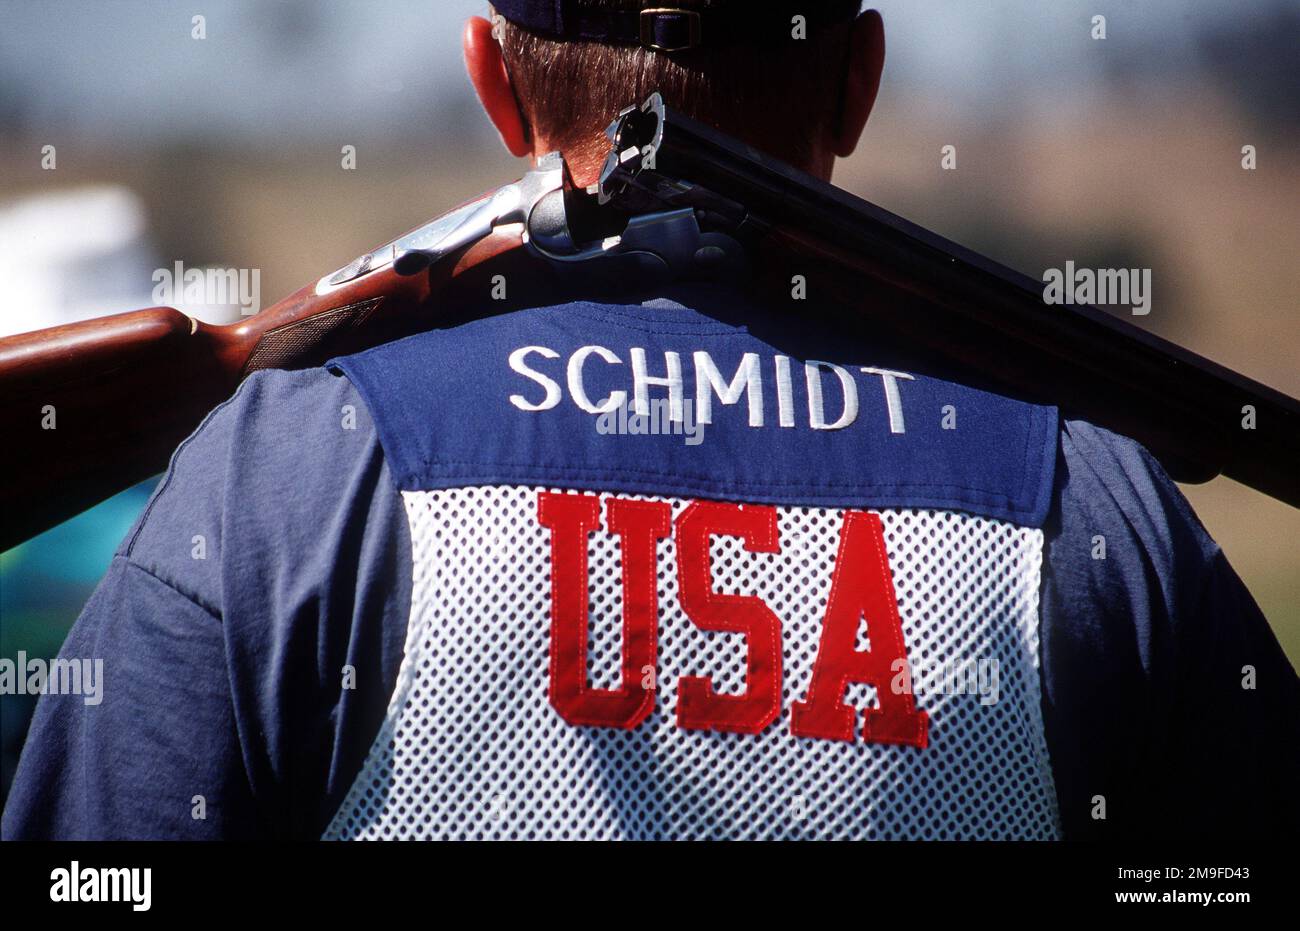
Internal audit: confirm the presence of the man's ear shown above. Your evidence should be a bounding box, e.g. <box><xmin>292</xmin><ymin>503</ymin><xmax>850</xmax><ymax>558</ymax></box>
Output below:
<box><xmin>464</xmin><ymin>15</ymin><xmax>531</xmax><ymax>158</ymax></box>
<box><xmin>830</xmin><ymin>9</ymin><xmax>885</xmax><ymax>158</ymax></box>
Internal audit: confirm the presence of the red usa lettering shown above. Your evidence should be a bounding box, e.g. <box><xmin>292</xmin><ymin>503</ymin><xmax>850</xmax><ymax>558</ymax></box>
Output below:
<box><xmin>537</xmin><ymin>491</ymin><xmax>930</xmax><ymax>747</ymax></box>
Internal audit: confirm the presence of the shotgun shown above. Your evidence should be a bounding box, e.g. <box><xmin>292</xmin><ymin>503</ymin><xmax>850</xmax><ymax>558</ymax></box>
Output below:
<box><xmin>3</xmin><ymin>92</ymin><xmax>1297</xmax><ymax>551</ymax></box>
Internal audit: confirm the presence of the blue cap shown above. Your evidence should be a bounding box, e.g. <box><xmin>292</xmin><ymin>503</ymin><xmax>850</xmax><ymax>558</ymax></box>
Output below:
<box><xmin>492</xmin><ymin>1</ymin><xmax>862</xmax><ymax>52</ymax></box>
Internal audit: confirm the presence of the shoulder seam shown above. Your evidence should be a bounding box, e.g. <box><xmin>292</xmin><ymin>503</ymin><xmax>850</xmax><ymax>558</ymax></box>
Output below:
<box><xmin>116</xmin><ymin>555</ymin><xmax>222</xmax><ymax>621</ymax></box>
<box><xmin>122</xmin><ymin>376</ymin><xmax>264</xmax><ymax>558</ymax></box>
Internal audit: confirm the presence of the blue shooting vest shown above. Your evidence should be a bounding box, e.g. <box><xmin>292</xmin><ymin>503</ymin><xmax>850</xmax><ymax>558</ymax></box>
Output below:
<box><xmin>324</xmin><ymin>292</ymin><xmax>1061</xmax><ymax>840</ymax></box>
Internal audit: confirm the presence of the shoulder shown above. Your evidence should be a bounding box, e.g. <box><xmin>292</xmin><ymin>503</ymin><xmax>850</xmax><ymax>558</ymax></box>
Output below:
<box><xmin>53</xmin><ymin>365</ymin><xmax>413</xmax><ymax>836</ymax></box>
<box><xmin>1052</xmin><ymin>418</ymin><xmax>1219</xmax><ymax>581</ymax></box>
<box><xmin>120</xmin><ymin>365</ymin><xmax>397</xmax><ymax>615</ymax></box>
<box><xmin>1039</xmin><ymin>416</ymin><xmax>1225</xmax><ymax>677</ymax></box>
<box><xmin>1039</xmin><ymin>419</ymin><xmax>1299</xmax><ymax>839</ymax></box>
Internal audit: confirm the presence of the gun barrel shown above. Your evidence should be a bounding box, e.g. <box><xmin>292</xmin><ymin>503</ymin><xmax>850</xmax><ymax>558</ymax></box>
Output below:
<box><xmin>627</xmin><ymin>95</ymin><xmax>1300</xmax><ymax>507</ymax></box>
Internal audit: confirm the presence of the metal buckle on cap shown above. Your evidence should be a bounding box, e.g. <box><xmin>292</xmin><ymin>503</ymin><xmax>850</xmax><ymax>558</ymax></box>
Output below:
<box><xmin>639</xmin><ymin>8</ymin><xmax>702</xmax><ymax>52</ymax></box>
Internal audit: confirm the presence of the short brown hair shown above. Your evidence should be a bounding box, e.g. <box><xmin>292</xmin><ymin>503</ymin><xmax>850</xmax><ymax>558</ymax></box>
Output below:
<box><xmin>495</xmin><ymin>1</ymin><xmax>854</xmax><ymax>171</ymax></box>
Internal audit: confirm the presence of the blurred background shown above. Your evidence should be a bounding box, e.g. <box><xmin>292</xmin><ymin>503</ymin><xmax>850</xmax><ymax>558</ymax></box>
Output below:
<box><xmin>1</xmin><ymin>0</ymin><xmax>1297</xmax><ymax>806</ymax></box>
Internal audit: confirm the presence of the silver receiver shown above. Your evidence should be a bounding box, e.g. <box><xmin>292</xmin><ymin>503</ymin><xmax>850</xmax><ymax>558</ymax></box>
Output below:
<box><xmin>317</xmin><ymin>101</ymin><xmax>746</xmax><ymax>295</ymax></box>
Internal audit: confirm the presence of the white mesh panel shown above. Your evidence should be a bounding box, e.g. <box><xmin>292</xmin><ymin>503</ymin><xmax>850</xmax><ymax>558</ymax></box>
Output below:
<box><xmin>324</xmin><ymin>485</ymin><xmax>1060</xmax><ymax>840</ymax></box>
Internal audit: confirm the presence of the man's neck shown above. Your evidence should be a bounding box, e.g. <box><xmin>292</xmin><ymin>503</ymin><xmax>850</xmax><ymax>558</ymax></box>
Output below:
<box><xmin>532</xmin><ymin>138</ymin><xmax>835</xmax><ymax>188</ymax></box>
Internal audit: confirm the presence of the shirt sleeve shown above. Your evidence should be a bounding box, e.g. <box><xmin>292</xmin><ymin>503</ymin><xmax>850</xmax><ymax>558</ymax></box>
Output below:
<box><xmin>1</xmin><ymin>366</ymin><xmax>412</xmax><ymax>840</ymax></box>
<box><xmin>1</xmin><ymin>558</ymin><xmax>256</xmax><ymax>839</ymax></box>
<box><xmin>1039</xmin><ymin>419</ymin><xmax>1300</xmax><ymax>840</ymax></box>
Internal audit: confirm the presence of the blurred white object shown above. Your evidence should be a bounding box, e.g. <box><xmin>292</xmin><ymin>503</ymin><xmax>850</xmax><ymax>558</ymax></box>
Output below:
<box><xmin>0</xmin><ymin>186</ymin><xmax>251</xmax><ymax>337</ymax></box>
<box><xmin>0</xmin><ymin>186</ymin><xmax>157</xmax><ymax>337</ymax></box>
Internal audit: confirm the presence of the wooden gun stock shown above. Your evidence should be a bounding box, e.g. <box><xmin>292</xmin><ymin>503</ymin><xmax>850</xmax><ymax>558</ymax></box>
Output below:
<box><xmin>0</xmin><ymin>225</ymin><xmax>529</xmax><ymax>551</ymax></box>
<box><xmin>1</xmin><ymin>306</ymin><xmax>230</xmax><ymax>548</ymax></box>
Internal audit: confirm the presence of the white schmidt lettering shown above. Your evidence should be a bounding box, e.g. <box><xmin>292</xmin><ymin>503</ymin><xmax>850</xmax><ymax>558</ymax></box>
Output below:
<box><xmin>507</xmin><ymin>345</ymin><xmax>562</xmax><ymax>411</ymax></box>
<box><xmin>508</xmin><ymin>345</ymin><xmax>914</xmax><ymax>434</ymax></box>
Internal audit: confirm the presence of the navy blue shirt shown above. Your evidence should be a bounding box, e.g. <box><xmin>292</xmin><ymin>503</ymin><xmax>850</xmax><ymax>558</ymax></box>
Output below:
<box><xmin>4</xmin><ymin>290</ymin><xmax>1297</xmax><ymax>840</ymax></box>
